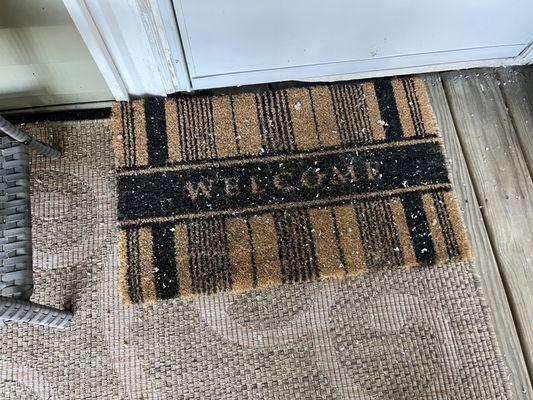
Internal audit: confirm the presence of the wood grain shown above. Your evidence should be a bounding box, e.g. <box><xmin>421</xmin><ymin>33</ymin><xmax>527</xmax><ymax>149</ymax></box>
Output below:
<box><xmin>439</xmin><ymin>69</ymin><xmax>533</xmax><ymax>388</ymax></box>
<box><xmin>497</xmin><ymin>67</ymin><xmax>533</xmax><ymax>176</ymax></box>
<box><xmin>425</xmin><ymin>73</ymin><xmax>532</xmax><ymax>397</ymax></box>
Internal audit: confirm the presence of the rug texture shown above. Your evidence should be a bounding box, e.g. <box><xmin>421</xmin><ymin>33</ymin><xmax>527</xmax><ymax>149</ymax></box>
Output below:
<box><xmin>113</xmin><ymin>77</ymin><xmax>471</xmax><ymax>303</ymax></box>
<box><xmin>0</xmin><ymin>119</ymin><xmax>509</xmax><ymax>399</ymax></box>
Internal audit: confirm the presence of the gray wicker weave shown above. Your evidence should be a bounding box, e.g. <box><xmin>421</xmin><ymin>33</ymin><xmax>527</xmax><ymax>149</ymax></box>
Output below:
<box><xmin>0</xmin><ymin>132</ymin><xmax>72</xmax><ymax>328</ymax></box>
<box><xmin>0</xmin><ymin>298</ymin><xmax>71</xmax><ymax>328</ymax></box>
<box><xmin>0</xmin><ymin>114</ymin><xmax>61</xmax><ymax>159</ymax></box>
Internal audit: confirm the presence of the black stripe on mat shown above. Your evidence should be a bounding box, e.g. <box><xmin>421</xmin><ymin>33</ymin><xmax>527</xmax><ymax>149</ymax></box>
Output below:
<box><xmin>374</xmin><ymin>78</ymin><xmax>403</xmax><ymax>141</ymax></box>
<box><xmin>274</xmin><ymin>210</ymin><xmax>317</xmax><ymax>283</ymax></box>
<box><xmin>187</xmin><ymin>218</ymin><xmax>231</xmax><ymax>295</ymax></box>
<box><xmin>401</xmin><ymin>192</ymin><xmax>437</xmax><ymax>265</ymax></box>
<box><xmin>152</xmin><ymin>223</ymin><xmax>178</xmax><ymax>299</ymax></box>
<box><xmin>117</xmin><ymin>141</ymin><xmax>449</xmax><ymax>222</ymax></box>
<box><xmin>245</xmin><ymin>219</ymin><xmax>258</xmax><ymax>287</ymax></box>
<box><xmin>144</xmin><ymin>98</ymin><xmax>168</xmax><ymax>166</ymax></box>
<box><xmin>434</xmin><ymin>191</ymin><xmax>459</xmax><ymax>258</ymax></box>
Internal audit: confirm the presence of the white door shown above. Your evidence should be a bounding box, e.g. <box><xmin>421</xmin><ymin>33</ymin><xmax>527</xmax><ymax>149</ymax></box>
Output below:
<box><xmin>173</xmin><ymin>0</ymin><xmax>533</xmax><ymax>89</ymax></box>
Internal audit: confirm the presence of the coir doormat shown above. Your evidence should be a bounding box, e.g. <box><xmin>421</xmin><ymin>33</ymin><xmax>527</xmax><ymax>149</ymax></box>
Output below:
<box><xmin>113</xmin><ymin>77</ymin><xmax>471</xmax><ymax>304</ymax></box>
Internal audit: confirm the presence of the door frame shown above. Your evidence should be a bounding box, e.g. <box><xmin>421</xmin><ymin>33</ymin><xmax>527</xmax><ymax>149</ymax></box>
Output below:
<box><xmin>63</xmin><ymin>0</ymin><xmax>191</xmax><ymax>101</ymax></box>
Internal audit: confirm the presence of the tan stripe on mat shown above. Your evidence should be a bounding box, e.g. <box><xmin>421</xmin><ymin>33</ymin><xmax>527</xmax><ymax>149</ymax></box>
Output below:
<box><xmin>226</xmin><ymin>217</ymin><xmax>255</xmax><ymax>291</ymax></box>
<box><xmin>232</xmin><ymin>93</ymin><xmax>263</xmax><ymax>155</ymax></box>
<box><xmin>249</xmin><ymin>214</ymin><xmax>282</xmax><ymax>287</ymax></box>
<box><xmin>309</xmin><ymin>207</ymin><xmax>343</xmax><ymax>276</ymax></box>
<box><xmin>334</xmin><ymin>204</ymin><xmax>366</xmax><ymax>274</ymax></box>
<box><xmin>174</xmin><ymin>223</ymin><xmax>193</xmax><ymax>298</ymax></box>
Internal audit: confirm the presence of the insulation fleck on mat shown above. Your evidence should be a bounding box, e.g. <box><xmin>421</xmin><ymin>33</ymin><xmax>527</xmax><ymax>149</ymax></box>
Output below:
<box><xmin>113</xmin><ymin>77</ymin><xmax>471</xmax><ymax>303</ymax></box>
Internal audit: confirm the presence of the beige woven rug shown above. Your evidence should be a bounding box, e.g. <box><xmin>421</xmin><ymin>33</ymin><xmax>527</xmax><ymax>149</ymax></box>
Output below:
<box><xmin>0</xmin><ymin>118</ymin><xmax>509</xmax><ymax>399</ymax></box>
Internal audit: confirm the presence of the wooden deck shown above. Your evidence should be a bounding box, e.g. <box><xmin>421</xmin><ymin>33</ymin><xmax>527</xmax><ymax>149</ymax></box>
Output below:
<box><xmin>423</xmin><ymin>68</ymin><xmax>533</xmax><ymax>398</ymax></box>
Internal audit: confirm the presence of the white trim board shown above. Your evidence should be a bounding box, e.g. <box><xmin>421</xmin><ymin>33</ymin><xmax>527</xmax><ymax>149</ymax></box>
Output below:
<box><xmin>64</xmin><ymin>0</ymin><xmax>189</xmax><ymax>98</ymax></box>
<box><xmin>188</xmin><ymin>46</ymin><xmax>528</xmax><ymax>90</ymax></box>
<box><xmin>518</xmin><ymin>41</ymin><xmax>533</xmax><ymax>63</ymax></box>
<box><xmin>134</xmin><ymin>0</ymin><xmax>191</xmax><ymax>92</ymax></box>
<box><xmin>155</xmin><ymin>0</ymin><xmax>192</xmax><ymax>91</ymax></box>
<box><xmin>84</xmin><ymin>0</ymin><xmax>183</xmax><ymax>96</ymax></box>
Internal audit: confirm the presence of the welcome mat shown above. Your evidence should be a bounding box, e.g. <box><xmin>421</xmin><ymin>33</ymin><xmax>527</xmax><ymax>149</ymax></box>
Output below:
<box><xmin>113</xmin><ymin>77</ymin><xmax>471</xmax><ymax>304</ymax></box>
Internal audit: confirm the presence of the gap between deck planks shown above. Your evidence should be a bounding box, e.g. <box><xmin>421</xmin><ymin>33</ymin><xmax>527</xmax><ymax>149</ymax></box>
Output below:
<box><xmin>424</xmin><ymin>70</ymin><xmax>532</xmax><ymax>398</ymax></box>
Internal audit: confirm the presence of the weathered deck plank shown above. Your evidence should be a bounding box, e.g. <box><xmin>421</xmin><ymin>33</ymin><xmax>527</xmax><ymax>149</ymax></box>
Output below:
<box><xmin>441</xmin><ymin>69</ymin><xmax>533</xmax><ymax>383</ymax></box>
<box><xmin>424</xmin><ymin>73</ymin><xmax>532</xmax><ymax>398</ymax></box>
<box><xmin>498</xmin><ymin>66</ymin><xmax>533</xmax><ymax>177</ymax></box>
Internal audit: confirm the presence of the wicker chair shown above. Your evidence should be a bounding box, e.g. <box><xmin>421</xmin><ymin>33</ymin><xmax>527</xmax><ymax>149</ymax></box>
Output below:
<box><xmin>0</xmin><ymin>115</ymin><xmax>72</xmax><ymax>328</ymax></box>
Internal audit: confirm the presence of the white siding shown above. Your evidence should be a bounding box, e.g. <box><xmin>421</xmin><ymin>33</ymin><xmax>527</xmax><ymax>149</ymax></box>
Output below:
<box><xmin>0</xmin><ymin>0</ymin><xmax>112</xmax><ymax>110</ymax></box>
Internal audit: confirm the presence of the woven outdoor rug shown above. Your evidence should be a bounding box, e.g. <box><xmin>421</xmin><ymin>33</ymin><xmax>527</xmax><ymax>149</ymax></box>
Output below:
<box><xmin>0</xmin><ymin>118</ymin><xmax>509</xmax><ymax>399</ymax></box>
<box><xmin>113</xmin><ymin>77</ymin><xmax>471</xmax><ymax>303</ymax></box>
